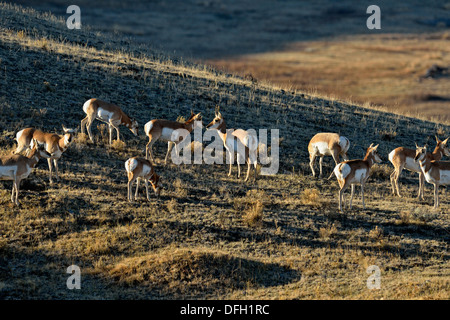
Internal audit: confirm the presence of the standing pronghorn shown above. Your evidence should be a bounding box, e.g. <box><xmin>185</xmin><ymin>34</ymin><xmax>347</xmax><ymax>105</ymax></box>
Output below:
<box><xmin>14</xmin><ymin>126</ymin><xmax>77</xmax><ymax>184</ymax></box>
<box><xmin>81</xmin><ymin>98</ymin><xmax>138</xmax><ymax>146</ymax></box>
<box><xmin>415</xmin><ymin>144</ymin><xmax>450</xmax><ymax>209</ymax></box>
<box><xmin>329</xmin><ymin>143</ymin><xmax>382</xmax><ymax>211</ymax></box>
<box><xmin>206</xmin><ymin>106</ymin><xmax>258</xmax><ymax>182</ymax></box>
<box><xmin>389</xmin><ymin>136</ymin><xmax>449</xmax><ymax>199</ymax></box>
<box><xmin>1</xmin><ymin>140</ymin><xmax>51</xmax><ymax>206</ymax></box>
<box><xmin>308</xmin><ymin>132</ymin><xmax>350</xmax><ymax>178</ymax></box>
<box><xmin>125</xmin><ymin>157</ymin><xmax>162</xmax><ymax>202</ymax></box>
<box><xmin>144</xmin><ymin>111</ymin><xmax>202</xmax><ymax>164</ymax></box>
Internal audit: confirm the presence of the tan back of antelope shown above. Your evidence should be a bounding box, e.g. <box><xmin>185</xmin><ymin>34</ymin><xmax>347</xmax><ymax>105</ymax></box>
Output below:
<box><xmin>414</xmin><ymin>145</ymin><xmax>450</xmax><ymax>209</ymax></box>
<box><xmin>389</xmin><ymin>136</ymin><xmax>449</xmax><ymax>199</ymax></box>
<box><xmin>15</xmin><ymin>126</ymin><xmax>77</xmax><ymax>184</ymax></box>
<box><xmin>81</xmin><ymin>98</ymin><xmax>138</xmax><ymax>145</ymax></box>
<box><xmin>125</xmin><ymin>157</ymin><xmax>162</xmax><ymax>202</ymax></box>
<box><xmin>308</xmin><ymin>132</ymin><xmax>350</xmax><ymax>178</ymax></box>
<box><xmin>143</xmin><ymin>111</ymin><xmax>202</xmax><ymax>164</ymax></box>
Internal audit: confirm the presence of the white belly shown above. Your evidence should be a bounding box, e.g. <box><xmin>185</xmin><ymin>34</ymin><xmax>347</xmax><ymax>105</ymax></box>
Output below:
<box><xmin>161</xmin><ymin>127</ymin><xmax>188</xmax><ymax>142</ymax></box>
<box><xmin>96</xmin><ymin>108</ymin><xmax>114</xmax><ymax>122</ymax></box>
<box><xmin>313</xmin><ymin>142</ymin><xmax>331</xmax><ymax>156</ymax></box>
<box><xmin>352</xmin><ymin>168</ymin><xmax>367</xmax><ymax>184</ymax></box>
<box><xmin>439</xmin><ymin>169</ymin><xmax>450</xmax><ymax>185</ymax></box>
<box><xmin>0</xmin><ymin>166</ymin><xmax>17</xmax><ymax>180</ymax></box>
<box><xmin>404</xmin><ymin>156</ymin><xmax>420</xmax><ymax>172</ymax></box>
<box><xmin>141</xmin><ymin>164</ymin><xmax>152</xmax><ymax>177</ymax></box>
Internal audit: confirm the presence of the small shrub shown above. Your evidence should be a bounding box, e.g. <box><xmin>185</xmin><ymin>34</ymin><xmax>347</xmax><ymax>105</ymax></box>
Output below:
<box><xmin>243</xmin><ymin>200</ymin><xmax>264</xmax><ymax>228</ymax></box>
<box><xmin>300</xmin><ymin>188</ymin><xmax>322</xmax><ymax>207</ymax></box>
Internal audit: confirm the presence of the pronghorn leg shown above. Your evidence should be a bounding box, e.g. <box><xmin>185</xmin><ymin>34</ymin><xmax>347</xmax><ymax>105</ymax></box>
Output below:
<box><xmin>146</xmin><ymin>137</ymin><xmax>156</xmax><ymax>162</ymax></box>
<box><xmin>81</xmin><ymin>116</ymin><xmax>89</xmax><ymax>135</ymax></box>
<box><xmin>145</xmin><ymin>179</ymin><xmax>150</xmax><ymax>201</ymax></box>
<box><xmin>13</xmin><ymin>179</ymin><xmax>20</xmax><ymax>206</ymax></box>
<box><xmin>361</xmin><ymin>183</ymin><xmax>366</xmax><ymax>209</ymax></box>
<box><xmin>165</xmin><ymin>141</ymin><xmax>175</xmax><ymax>165</ymax></box>
<box><xmin>244</xmin><ymin>159</ymin><xmax>251</xmax><ymax>182</ymax></box>
<box><xmin>228</xmin><ymin>152</ymin><xmax>233</xmax><ymax>177</ymax></box>
<box><xmin>309</xmin><ymin>153</ymin><xmax>316</xmax><ymax>177</ymax></box>
<box><xmin>418</xmin><ymin>172</ymin><xmax>425</xmax><ymax>200</ymax></box>
<box><xmin>108</xmin><ymin>123</ymin><xmax>114</xmax><ymax>146</ymax></box>
<box><xmin>53</xmin><ymin>159</ymin><xmax>60</xmax><ymax>182</ymax></box>
<box><xmin>127</xmin><ymin>176</ymin><xmax>135</xmax><ymax>202</ymax></box>
<box><xmin>250</xmin><ymin>151</ymin><xmax>258</xmax><ymax>182</ymax></box>
<box><xmin>135</xmin><ymin>178</ymin><xmax>140</xmax><ymax>201</ymax></box>
<box><xmin>434</xmin><ymin>183</ymin><xmax>439</xmax><ymax>209</ymax></box>
<box><xmin>319</xmin><ymin>156</ymin><xmax>324</xmax><ymax>178</ymax></box>
<box><xmin>350</xmin><ymin>184</ymin><xmax>355</xmax><ymax>209</ymax></box>
<box><xmin>394</xmin><ymin>165</ymin><xmax>404</xmax><ymax>197</ymax></box>
<box><xmin>85</xmin><ymin>117</ymin><xmax>95</xmax><ymax>143</ymax></box>
<box><xmin>47</xmin><ymin>158</ymin><xmax>54</xmax><ymax>184</ymax></box>
<box><xmin>390</xmin><ymin>169</ymin><xmax>397</xmax><ymax>195</ymax></box>
<box><xmin>11</xmin><ymin>180</ymin><xmax>16</xmax><ymax>203</ymax></box>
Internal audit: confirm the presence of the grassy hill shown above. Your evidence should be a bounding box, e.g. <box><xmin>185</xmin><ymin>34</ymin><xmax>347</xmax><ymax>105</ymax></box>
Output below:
<box><xmin>0</xmin><ymin>3</ymin><xmax>449</xmax><ymax>299</ymax></box>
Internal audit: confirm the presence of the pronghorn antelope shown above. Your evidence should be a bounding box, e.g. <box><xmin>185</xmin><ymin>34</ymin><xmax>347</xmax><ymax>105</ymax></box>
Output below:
<box><xmin>144</xmin><ymin>111</ymin><xmax>202</xmax><ymax>164</ymax></box>
<box><xmin>14</xmin><ymin>126</ymin><xmax>77</xmax><ymax>184</ymax></box>
<box><xmin>329</xmin><ymin>143</ymin><xmax>382</xmax><ymax>211</ymax></box>
<box><xmin>308</xmin><ymin>132</ymin><xmax>350</xmax><ymax>178</ymax></box>
<box><xmin>1</xmin><ymin>140</ymin><xmax>51</xmax><ymax>206</ymax></box>
<box><xmin>125</xmin><ymin>157</ymin><xmax>162</xmax><ymax>202</ymax></box>
<box><xmin>415</xmin><ymin>144</ymin><xmax>450</xmax><ymax>209</ymax></box>
<box><xmin>206</xmin><ymin>106</ymin><xmax>258</xmax><ymax>182</ymax></box>
<box><xmin>389</xmin><ymin>136</ymin><xmax>449</xmax><ymax>199</ymax></box>
<box><xmin>81</xmin><ymin>98</ymin><xmax>138</xmax><ymax>145</ymax></box>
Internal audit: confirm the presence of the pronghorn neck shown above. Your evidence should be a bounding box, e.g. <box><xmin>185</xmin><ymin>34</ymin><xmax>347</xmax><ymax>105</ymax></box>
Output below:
<box><xmin>184</xmin><ymin>118</ymin><xmax>197</xmax><ymax>132</ymax></box>
<box><xmin>431</xmin><ymin>146</ymin><xmax>443</xmax><ymax>161</ymax></box>
<box><xmin>363</xmin><ymin>152</ymin><xmax>377</xmax><ymax>167</ymax></box>
<box><xmin>119</xmin><ymin>110</ymin><xmax>132</xmax><ymax>127</ymax></box>
<box><xmin>58</xmin><ymin>135</ymin><xmax>70</xmax><ymax>150</ymax></box>
<box><xmin>26</xmin><ymin>151</ymin><xmax>40</xmax><ymax>168</ymax></box>
<box><xmin>214</xmin><ymin>119</ymin><xmax>227</xmax><ymax>143</ymax></box>
<box><xmin>417</xmin><ymin>154</ymin><xmax>432</xmax><ymax>172</ymax></box>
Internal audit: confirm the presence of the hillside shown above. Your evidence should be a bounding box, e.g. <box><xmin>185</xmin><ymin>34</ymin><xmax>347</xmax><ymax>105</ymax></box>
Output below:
<box><xmin>0</xmin><ymin>3</ymin><xmax>449</xmax><ymax>300</ymax></box>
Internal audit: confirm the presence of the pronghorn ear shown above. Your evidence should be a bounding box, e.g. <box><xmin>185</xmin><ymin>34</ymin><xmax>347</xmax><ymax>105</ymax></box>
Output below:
<box><xmin>62</xmin><ymin>125</ymin><xmax>68</xmax><ymax>132</ymax></box>
<box><xmin>443</xmin><ymin>137</ymin><xmax>449</xmax><ymax>146</ymax></box>
<box><xmin>415</xmin><ymin>142</ymin><xmax>419</xmax><ymax>149</ymax></box>
<box><xmin>435</xmin><ymin>135</ymin><xmax>441</xmax><ymax>144</ymax></box>
<box><xmin>373</xmin><ymin>144</ymin><xmax>379</xmax><ymax>150</ymax></box>
<box><xmin>368</xmin><ymin>143</ymin><xmax>374</xmax><ymax>149</ymax></box>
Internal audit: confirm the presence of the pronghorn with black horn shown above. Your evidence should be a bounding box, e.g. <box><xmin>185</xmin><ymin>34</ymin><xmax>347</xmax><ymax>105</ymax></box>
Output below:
<box><xmin>14</xmin><ymin>125</ymin><xmax>77</xmax><ymax>184</ymax></box>
<box><xmin>308</xmin><ymin>132</ymin><xmax>350</xmax><ymax>178</ymax></box>
<box><xmin>81</xmin><ymin>98</ymin><xmax>138</xmax><ymax>146</ymax></box>
<box><xmin>414</xmin><ymin>144</ymin><xmax>450</xmax><ymax>209</ymax></box>
<box><xmin>389</xmin><ymin>136</ymin><xmax>449</xmax><ymax>199</ymax></box>
<box><xmin>328</xmin><ymin>143</ymin><xmax>382</xmax><ymax>211</ymax></box>
<box><xmin>144</xmin><ymin>110</ymin><xmax>202</xmax><ymax>164</ymax></box>
<box><xmin>1</xmin><ymin>140</ymin><xmax>51</xmax><ymax>206</ymax></box>
<box><xmin>125</xmin><ymin>156</ymin><xmax>162</xmax><ymax>202</ymax></box>
<box><xmin>206</xmin><ymin>106</ymin><xmax>258</xmax><ymax>182</ymax></box>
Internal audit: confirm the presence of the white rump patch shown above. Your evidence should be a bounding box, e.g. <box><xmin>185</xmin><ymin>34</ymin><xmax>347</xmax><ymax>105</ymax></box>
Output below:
<box><xmin>144</xmin><ymin>121</ymin><xmax>153</xmax><ymax>136</ymax></box>
<box><xmin>339</xmin><ymin>136</ymin><xmax>350</xmax><ymax>153</ymax></box>
<box><xmin>334</xmin><ymin>163</ymin><xmax>351</xmax><ymax>181</ymax></box>
<box><xmin>82</xmin><ymin>99</ymin><xmax>93</xmax><ymax>114</ymax></box>
<box><xmin>125</xmin><ymin>158</ymin><xmax>138</xmax><ymax>173</ymax></box>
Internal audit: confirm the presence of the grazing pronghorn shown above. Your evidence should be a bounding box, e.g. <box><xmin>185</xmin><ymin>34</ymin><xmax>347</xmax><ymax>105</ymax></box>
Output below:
<box><xmin>328</xmin><ymin>143</ymin><xmax>382</xmax><ymax>211</ymax></box>
<box><xmin>415</xmin><ymin>144</ymin><xmax>450</xmax><ymax>209</ymax></box>
<box><xmin>14</xmin><ymin>126</ymin><xmax>77</xmax><ymax>184</ymax></box>
<box><xmin>308</xmin><ymin>132</ymin><xmax>350</xmax><ymax>178</ymax></box>
<box><xmin>81</xmin><ymin>98</ymin><xmax>138</xmax><ymax>145</ymax></box>
<box><xmin>206</xmin><ymin>106</ymin><xmax>258</xmax><ymax>182</ymax></box>
<box><xmin>144</xmin><ymin>111</ymin><xmax>202</xmax><ymax>164</ymax></box>
<box><xmin>1</xmin><ymin>140</ymin><xmax>51</xmax><ymax>206</ymax></box>
<box><xmin>125</xmin><ymin>157</ymin><xmax>162</xmax><ymax>202</ymax></box>
<box><xmin>389</xmin><ymin>136</ymin><xmax>449</xmax><ymax>199</ymax></box>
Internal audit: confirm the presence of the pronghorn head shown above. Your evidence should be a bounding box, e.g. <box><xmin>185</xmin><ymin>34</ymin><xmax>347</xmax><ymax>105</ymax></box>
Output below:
<box><xmin>29</xmin><ymin>139</ymin><xmax>51</xmax><ymax>159</ymax></box>
<box><xmin>186</xmin><ymin>110</ymin><xmax>203</xmax><ymax>129</ymax></box>
<box><xmin>150</xmin><ymin>173</ymin><xmax>162</xmax><ymax>197</ymax></box>
<box><xmin>62</xmin><ymin>125</ymin><xmax>77</xmax><ymax>146</ymax></box>
<box><xmin>366</xmin><ymin>143</ymin><xmax>382</xmax><ymax>164</ymax></box>
<box><xmin>436</xmin><ymin>136</ymin><xmax>450</xmax><ymax>156</ymax></box>
<box><xmin>414</xmin><ymin>143</ymin><xmax>428</xmax><ymax>162</ymax></box>
<box><xmin>206</xmin><ymin>106</ymin><xmax>223</xmax><ymax>130</ymax></box>
<box><xmin>129</xmin><ymin>118</ymin><xmax>139</xmax><ymax>136</ymax></box>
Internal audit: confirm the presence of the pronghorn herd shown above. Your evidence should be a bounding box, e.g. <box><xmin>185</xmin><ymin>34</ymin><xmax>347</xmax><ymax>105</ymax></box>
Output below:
<box><xmin>1</xmin><ymin>98</ymin><xmax>449</xmax><ymax>211</ymax></box>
